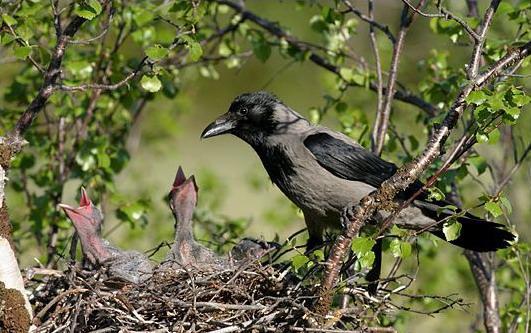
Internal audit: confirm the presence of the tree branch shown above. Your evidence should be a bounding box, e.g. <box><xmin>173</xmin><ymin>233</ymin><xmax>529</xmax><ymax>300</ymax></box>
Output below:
<box><xmin>314</xmin><ymin>39</ymin><xmax>530</xmax><ymax>316</ymax></box>
<box><xmin>401</xmin><ymin>0</ymin><xmax>480</xmax><ymax>41</ymax></box>
<box><xmin>55</xmin><ymin>56</ymin><xmax>149</xmax><ymax>92</ymax></box>
<box><xmin>341</xmin><ymin>0</ymin><xmax>396</xmax><ymax>43</ymax></box>
<box><xmin>372</xmin><ymin>0</ymin><xmax>425</xmax><ymax>155</ymax></box>
<box><xmin>367</xmin><ymin>0</ymin><xmax>383</xmax><ymax>122</ymax></box>
<box><xmin>214</xmin><ymin>0</ymin><xmax>438</xmax><ymax>116</ymax></box>
<box><xmin>464</xmin><ymin>251</ymin><xmax>501</xmax><ymax>333</ymax></box>
<box><xmin>468</xmin><ymin>0</ymin><xmax>501</xmax><ymax>79</ymax></box>
<box><xmin>9</xmin><ymin>12</ymin><xmax>94</xmax><ymax>140</ymax></box>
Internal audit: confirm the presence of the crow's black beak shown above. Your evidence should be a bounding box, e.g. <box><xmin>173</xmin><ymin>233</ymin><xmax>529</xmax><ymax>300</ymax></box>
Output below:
<box><xmin>201</xmin><ymin>114</ymin><xmax>235</xmax><ymax>139</ymax></box>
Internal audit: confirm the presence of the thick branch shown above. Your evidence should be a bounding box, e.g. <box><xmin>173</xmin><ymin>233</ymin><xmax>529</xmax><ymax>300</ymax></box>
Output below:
<box><xmin>465</xmin><ymin>252</ymin><xmax>500</xmax><ymax>333</ymax></box>
<box><xmin>314</xmin><ymin>40</ymin><xmax>530</xmax><ymax>315</ymax></box>
<box><xmin>215</xmin><ymin>0</ymin><xmax>438</xmax><ymax>116</ymax></box>
<box><xmin>10</xmin><ymin>13</ymin><xmax>93</xmax><ymax>139</ymax></box>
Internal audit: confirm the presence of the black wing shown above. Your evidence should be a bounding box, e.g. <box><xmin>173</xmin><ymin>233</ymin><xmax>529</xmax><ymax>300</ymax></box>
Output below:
<box><xmin>304</xmin><ymin>132</ymin><xmax>423</xmax><ymax>196</ymax></box>
<box><xmin>304</xmin><ymin>132</ymin><xmax>398</xmax><ymax>187</ymax></box>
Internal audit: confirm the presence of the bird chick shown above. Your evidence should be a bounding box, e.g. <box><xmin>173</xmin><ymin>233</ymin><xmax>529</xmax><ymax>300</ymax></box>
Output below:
<box><xmin>162</xmin><ymin>167</ymin><xmax>228</xmax><ymax>269</ymax></box>
<box><xmin>162</xmin><ymin>167</ymin><xmax>276</xmax><ymax>270</ymax></box>
<box><xmin>229</xmin><ymin>237</ymin><xmax>280</xmax><ymax>263</ymax></box>
<box><xmin>59</xmin><ymin>189</ymin><xmax>153</xmax><ymax>284</ymax></box>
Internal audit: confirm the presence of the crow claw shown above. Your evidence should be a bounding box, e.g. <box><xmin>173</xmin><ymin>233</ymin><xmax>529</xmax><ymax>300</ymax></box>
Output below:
<box><xmin>341</xmin><ymin>204</ymin><xmax>356</xmax><ymax>230</ymax></box>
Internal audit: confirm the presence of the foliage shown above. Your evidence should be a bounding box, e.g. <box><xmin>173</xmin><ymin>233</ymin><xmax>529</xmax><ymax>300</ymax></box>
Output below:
<box><xmin>0</xmin><ymin>0</ymin><xmax>529</xmax><ymax>332</ymax></box>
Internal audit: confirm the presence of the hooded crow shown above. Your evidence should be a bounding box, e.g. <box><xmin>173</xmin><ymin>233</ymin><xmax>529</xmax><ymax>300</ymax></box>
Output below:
<box><xmin>201</xmin><ymin>91</ymin><xmax>516</xmax><ymax>252</ymax></box>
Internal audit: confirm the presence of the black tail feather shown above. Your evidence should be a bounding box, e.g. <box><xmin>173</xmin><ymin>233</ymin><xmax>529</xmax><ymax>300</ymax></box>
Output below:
<box><xmin>429</xmin><ymin>215</ymin><xmax>516</xmax><ymax>252</ymax></box>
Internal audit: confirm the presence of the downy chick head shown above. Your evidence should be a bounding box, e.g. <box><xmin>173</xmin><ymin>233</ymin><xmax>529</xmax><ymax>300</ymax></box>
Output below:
<box><xmin>59</xmin><ymin>188</ymin><xmax>108</xmax><ymax>263</ymax></box>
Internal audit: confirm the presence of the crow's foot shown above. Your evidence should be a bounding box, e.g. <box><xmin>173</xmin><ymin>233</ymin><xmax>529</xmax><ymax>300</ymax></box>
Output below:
<box><xmin>341</xmin><ymin>204</ymin><xmax>357</xmax><ymax>230</ymax></box>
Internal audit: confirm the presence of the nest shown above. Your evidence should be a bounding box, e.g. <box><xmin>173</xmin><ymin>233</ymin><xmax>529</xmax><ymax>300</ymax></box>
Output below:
<box><xmin>28</xmin><ymin>261</ymin><xmax>364</xmax><ymax>333</ymax></box>
<box><xmin>27</xmin><ymin>254</ymin><xmax>471</xmax><ymax>332</ymax></box>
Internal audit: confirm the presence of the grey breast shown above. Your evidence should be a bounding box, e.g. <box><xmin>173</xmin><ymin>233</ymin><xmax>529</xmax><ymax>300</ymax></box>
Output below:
<box><xmin>263</xmin><ymin>131</ymin><xmax>376</xmax><ymax>228</ymax></box>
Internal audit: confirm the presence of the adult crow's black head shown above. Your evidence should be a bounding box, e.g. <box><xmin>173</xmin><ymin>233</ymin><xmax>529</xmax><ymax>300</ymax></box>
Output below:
<box><xmin>201</xmin><ymin>91</ymin><xmax>306</xmax><ymax>145</ymax></box>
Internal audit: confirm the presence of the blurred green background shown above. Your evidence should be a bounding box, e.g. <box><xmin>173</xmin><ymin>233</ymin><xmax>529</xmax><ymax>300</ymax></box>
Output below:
<box><xmin>2</xmin><ymin>1</ymin><xmax>529</xmax><ymax>332</ymax></box>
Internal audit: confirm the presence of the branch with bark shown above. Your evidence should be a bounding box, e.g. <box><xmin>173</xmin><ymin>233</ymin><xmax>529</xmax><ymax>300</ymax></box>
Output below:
<box><xmin>372</xmin><ymin>0</ymin><xmax>426</xmax><ymax>155</ymax></box>
<box><xmin>0</xmin><ymin>2</ymin><xmax>107</xmax><ymax>330</ymax></box>
<box><xmin>314</xmin><ymin>32</ymin><xmax>530</xmax><ymax>315</ymax></box>
<box><xmin>214</xmin><ymin>0</ymin><xmax>438</xmax><ymax>116</ymax></box>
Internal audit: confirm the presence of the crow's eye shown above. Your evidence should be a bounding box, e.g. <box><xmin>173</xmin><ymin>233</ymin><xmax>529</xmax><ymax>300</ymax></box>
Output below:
<box><xmin>239</xmin><ymin>108</ymin><xmax>248</xmax><ymax>116</ymax></box>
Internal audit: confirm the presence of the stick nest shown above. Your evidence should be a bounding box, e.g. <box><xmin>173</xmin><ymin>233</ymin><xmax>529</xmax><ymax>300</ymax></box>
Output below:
<box><xmin>28</xmin><ymin>262</ymin><xmax>349</xmax><ymax>332</ymax></box>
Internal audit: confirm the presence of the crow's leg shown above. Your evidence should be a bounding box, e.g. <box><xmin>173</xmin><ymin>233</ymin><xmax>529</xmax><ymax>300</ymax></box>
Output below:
<box><xmin>304</xmin><ymin>213</ymin><xmax>324</xmax><ymax>252</ymax></box>
<box><xmin>366</xmin><ymin>238</ymin><xmax>382</xmax><ymax>295</ymax></box>
<box><xmin>342</xmin><ymin>205</ymin><xmax>382</xmax><ymax>295</ymax></box>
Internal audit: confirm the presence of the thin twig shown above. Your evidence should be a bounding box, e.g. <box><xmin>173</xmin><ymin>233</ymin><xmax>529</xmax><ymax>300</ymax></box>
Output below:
<box><xmin>214</xmin><ymin>0</ymin><xmax>438</xmax><ymax>116</ymax></box>
<box><xmin>367</xmin><ymin>0</ymin><xmax>384</xmax><ymax>129</ymax></box>
<box><xmin>55</xmin><ymin>57</ymin><xmax>148</xmax><ymax>92</ymax></box>
<box><xmin>468</xmin><ymin>0</ymin><xmax>501</xmax><ymax>79</ymax></box>
<box><xmin>401</xmin><ymin>0</ymin><xmax>480</xmax><ymax>40</ymax></box>
<box><xmin>373</xmin><ymin>0</ymin><xmax>426</xmax><ymax>155</ymax></box>
<box><xmin>341</xmin><ymin>0</ymin><xmax>395</xmax><ymax>43</ymax></box>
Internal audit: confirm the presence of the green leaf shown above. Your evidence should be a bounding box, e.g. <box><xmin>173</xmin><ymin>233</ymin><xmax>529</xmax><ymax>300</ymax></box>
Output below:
<box><xmin>390</xmin><ymin>239</ymin><xmax>412</xmax><ymax>258</ymax></box>
<box><xmin>485</xmin><ymin>201</ymin><xmax>503</xmax><ymax>217</ymax></box>
<box><xmin>199</xmin><ymin>65</ymin><xmax>219</xmax><ymax>80</ymax></box>
<box><xmin>1</xmin><ymin>14</ymin><xmax>17</xmax><ymax>26</ymax></box>
<box><xmin>75</xmin><ymin>7</ymin><xmax>97</xmax><ymax>20</ymax></box>
<box><xmin>497</xmin><ymin>2</ymin><xmax>514</xmax><ymax>15</ymax></box>
<box><xmin>312</xmin><ymin>249</ymin><xmax>325</xmax><ymax>262</ymax></box>
<box><xmin>66</xmin><ymin>60</ymin><xmax>93</xmax><ymax>79</ymax></box>
<box><xmin>340</xmin><ymin>67</ymin><xmax>365</xmax><ymax>85</ymax></box>
<box><xmin>335</xmin><ymin>102</ymin><xmax>347</xmax><ymax>113</ymax></box>
<box><xmin>14</xmin><ymin>46</ymin><xmax>32</xmax><ymax>59</ymax></box>
<box><xmin>468</xmin><ymin>155</ymin><xmax>487</xmax><ymax>175</ymax></box>
<box><xmin>443</xmin><ymin>221</ymin><xmax>462</xmax><ymax>242</ymax></box>
<box><xmin>97</xmin><ymin>152</ymin><xmax>111</xmax><ymax>169</ymax></box>
<box><xmin>145</xmin><ymin>45</ymin><xmax>169</xmax><ymax>61</ymax></box>
<box><xmin>499</xmin><ymin>196</ymin><xmax>512</xmax><ymax>214</ymax></box>
<box><xmin>505</xmin><ymin>107</ymin><xmax>520</xmax><ymax>119</ymax></box>
<box><xmin>309</xmin><ymin>108</ymin><xmax>321</xmax><ymax>124</ymax></box>
<box><xmin>466</xmin><ymin>90</ymin><xmax>487</xmax><ymax>104</ymax></box>
<box><xmin>358</xmin><ymin>251</ymin><xmax>375</xmax><ymax>269</ymax></box>
<box><xmin>88</xmin><ymin>0</ymin><xmax>103</xmax><ymax>15</ymax></box>
<box><xmin>181</xmin><ymin>36</ymin><xmax>203</xmax><ymax>61</ymax></box>
<box><xmin>251</xmin><ymin>34</ymin><xmax>271</xmax><ymax>62</ymax></box>
<box><xmin>476</xmin><ymin>132</ymin><xmax>489</xmax><ymax>143</ymax></box>
<box><xmin>134</xmin><ymin>9</ymin><xmax>155</xmax><ymax>26</ymax></box>
<box><xmin>15</xmin><ymin>24</ymin><xmax>34</xmax><ymax>42</ymax></box>
<box><xmin>339</xmin><ymin>68</ymin><xmax>353</xmax><ymax>81</ymax></box>
<box><xmin>487</xmin><ymin>128</ymin><xmax>500</xmax><ymax>144</ymax></box>
<box><xmin>75</xmin><ymin>152</ymin><xmax>96</xmax><ymax>171</ymax></box>
<box><xmin>351</xmin><ymin>237</ymin><xmax>376</xmax><ymax>254</ymax></box>
<box><xmin>1</xmin><ymin>34</ymin><xmax>16</xmax><ymax>46</ymax></box>
<box><xmin>140</xmin><ymin>75</ymin><xmax>162</xmax><ymax>92</ymax></box>
<box><xmin>291</xmin><ymin>254</ymin><xmax>309</xmax><ymax>271</ymax></box>
<box><xmin>488</xmin><ymin>93</ymin><xmax>505</xmax><ymax>110</ymax></box>
<box><xmin>404</xmin><ymin>135</ymin><xmax>417</xmax><ymax>151</ymax></box>
<box><xmin>117</xmin><ymin>202</ymin><xmax>148</xmax><ymax>226</ymax></box>
<box><xmin>511</xmin><ymin>92</ymin><xmax>530</xmax><ymax>107</ymax></box>
<box><xmin>427</xmin><ymin>187</ymin><xmax>445</xmax><ymax>201</ymax></box>
<box><xmin>218</xmin><ymin>41</ymin><xmax>232</xmax><ymax>57</ymax></box>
